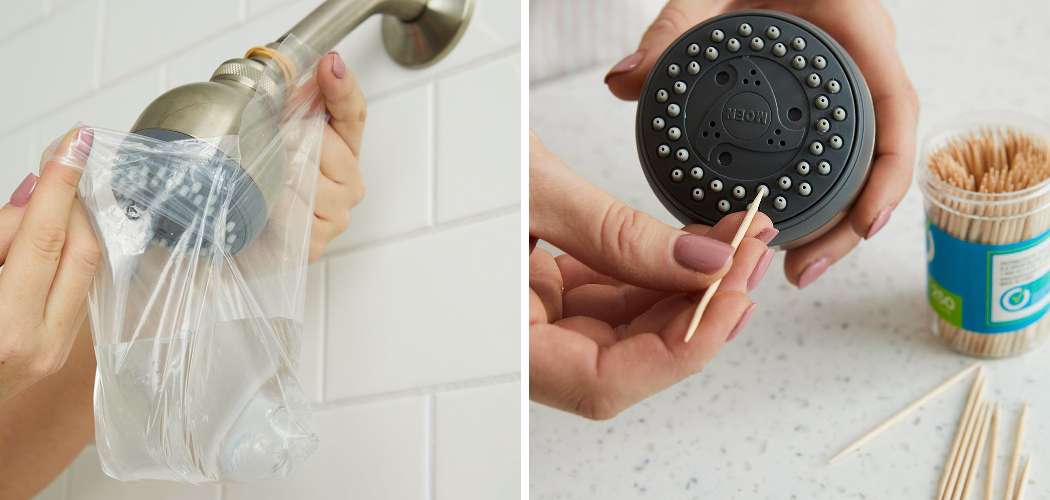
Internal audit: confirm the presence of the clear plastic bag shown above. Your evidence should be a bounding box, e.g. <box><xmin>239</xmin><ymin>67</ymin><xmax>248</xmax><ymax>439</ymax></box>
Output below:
<box><xmin>43</xmin><ymin>38</ymin><xmax>325</xmax><ymax>483</ymax></box>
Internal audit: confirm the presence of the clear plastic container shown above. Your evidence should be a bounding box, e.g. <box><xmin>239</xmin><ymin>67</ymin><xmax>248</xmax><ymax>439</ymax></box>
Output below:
<box><xmin>919</xmin><ymin>111</ymin><xmax>1050</xmax><ymax>357</ymax></box>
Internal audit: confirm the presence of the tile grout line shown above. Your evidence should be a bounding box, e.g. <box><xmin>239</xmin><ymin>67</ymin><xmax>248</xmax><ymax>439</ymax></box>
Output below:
<box><xmin>318</xmin><ymin>259</ymin><xmax>328</xmax><ymax>404</ymax></box>
<box><xmin>428</xmin><ymin>81</ymin><xmax>438</xmax><ymax>226</ymax></box>
<box><xmin>324</xmin><ymin>205</ymin><xmax>520</xmax><ymax>257</ymax></box>
<box><xmin>314</xmin><ymin>372</ymin><xmax>521</xmax><ymax>410</ymax></box>
<box><xmin>62</xmin><ymin>468</ymin><xmax>73</xmax><ymax>500</ymax></box>
<box><xmin>368</xmin><ymin>45</ymin><xmax>522</xmax><ymax>103</ymax></box>
<box><xmin>0</xmin><ymin>40</ymin><xmax>518</xmax><ymax>138</ymax></box>
<box><xmin>427</xmin><ymin>394</ymin><xmax>437</xmax><ymax>500</ymax></box>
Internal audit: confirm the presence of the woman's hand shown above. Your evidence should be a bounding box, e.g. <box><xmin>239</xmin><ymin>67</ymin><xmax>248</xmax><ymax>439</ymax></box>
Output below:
<box><xmin>604</xmin><ymin>0</ymin><xmax>919</xmax><ymax>288</ymax></box>
<box><xmin>530</xmin><ymin>130</ymin><xmax>775</xmax><ymax>419</ymax></box>
<box><xmin>0</xmin><ymin>127</ymin><xmax>100</xmax><ymax>404</ymax></box>
<box><xmin>309</xmin><ymin>51</ymin><xmax>367</xmax><ymax>262</ymax></box>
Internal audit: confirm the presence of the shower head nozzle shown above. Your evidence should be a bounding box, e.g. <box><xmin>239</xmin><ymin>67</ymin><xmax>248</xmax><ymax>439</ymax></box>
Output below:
<box><xmin>635</xmin><ymin>10</ymin><xmax>874</xmax><ymax>248</ymax></box>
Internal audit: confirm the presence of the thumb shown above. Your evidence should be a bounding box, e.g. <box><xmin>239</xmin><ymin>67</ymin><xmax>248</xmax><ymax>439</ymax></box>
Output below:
<box><xmin>530</xmin><ymin>133</ymin><xmax>733</xmax><ymax>292</ymax></box>
<box><xmin>605</xmin><ymin>0</ymin><xmax>726</xmax><ymax>101</ymax></box>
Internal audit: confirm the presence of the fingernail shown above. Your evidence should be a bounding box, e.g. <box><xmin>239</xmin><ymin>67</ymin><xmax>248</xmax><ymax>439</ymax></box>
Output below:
<box><xmin>726</xmin><ymin>303</ymin><xmax>758</xmax><ymax>342</ymax></box>
<box><xmin>604</xmin><ymin>52</ymin><xmax>644</xmax><ymax>83</ymax></box>
<box><xmin>865</xmin><ymin>206</ymin><xmax>892</xmax><ymax>240</ymax></box>
<box><xmin>674</xmin><ymin>233</ymin><xmax>734</xmax><ymax>273</ymax></box>
<box><xmin>10</xmin><ymin>173</ymin><xmax>37</xmax><ymax>207</ymax></box>
<box><xmin>75</xmin><ymin>127</ymin><xmax>94</xmax><ymax>159</ymax></box>
<box><xmin>330</xmin><ymin>52</ymin><xmax>346</xmax><ymax>79</ymax></box>
<box><xmin>756</xmin><ymin>227</ymin><xmax>779</xmax><ymax>245</ymax></box>
<box><xmin>747</xmin><ymin>248</ymin><xmax>775</xmax><ymax>292</ymax></box>
<box><xmin>797</xmin><ymin>257</ymin><xmax>831</xmax><ymax>289</ymax></box>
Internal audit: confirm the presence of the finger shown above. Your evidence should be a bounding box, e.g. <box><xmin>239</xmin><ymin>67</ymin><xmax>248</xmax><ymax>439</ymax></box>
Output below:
<box><xmin>529</xmin><ymin>249</ymin><xmax>564</xmax><ymax>323</ymax></box>
<box><xmin>318</xmin><ymin>125</ymin><xmax>366</xmax><ymax>192</ymax></box>
<box><xmin>557</xmin><ymin>212</ymin><xmax>771</xmax><ymax>324</ymax></box>
<box><xmin>0</xmin><ymin>127</ymin><xmax>91</xmax><ymax>322</ymax></box>
<box><xmin>313</xmin><ymin>174</ymin><xmax>355</xmax><ymax>228</ymax></box>
<box><xmin>530</xmin><ymin>290</ymin><xmax>751</xmax><ymax>419</ymax></box>
<box><xmin>0</xmin><ymin>202</ymin><xmax>28</xmax><ymax>266</ymax></box>
<box><xmin>317</xmin><ymin>51</ymin><xmax>366</xmax><ymax>157</ymax></box>
<box><xmin>554</xmin><ymin>254</ymin><xmax>625</xmax><ymax>290</ymax></box>
<box><xmin>562</xmin><ymin>283</ymin><xmax>673</xmax><ymax>327</ymax></box>
<box><xmin>604</xmin><ymin>0</ymin><xmax>728</xmax><ymax>100</ymax></box>
<box><xmin>530</xmin><ymin>133</ymin><xmax>735</xmax><ymax>292</ymax></box>
<box><xmin>42</xmin><ymin>202</ymin><xmax>100</xmax><ymax>346</ymax></box>
<box><xmin>848</xmin><ymin>91</ymin><xmax>918</xmax><ymax>239</ymax></box>
<box><xmin>783</xmin><ymin>216</ymin><xmax>861</xmax><ymax>288</ymax></box>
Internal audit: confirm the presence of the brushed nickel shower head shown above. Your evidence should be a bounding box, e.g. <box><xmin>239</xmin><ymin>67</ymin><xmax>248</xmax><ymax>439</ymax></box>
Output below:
<box><xmin>119</xmin><ymin>0</ymin><xmax>473</xmax><ymax>255</ymax></box>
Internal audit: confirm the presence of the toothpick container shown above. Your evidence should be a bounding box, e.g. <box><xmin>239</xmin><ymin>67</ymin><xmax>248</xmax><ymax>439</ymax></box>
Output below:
<box><xmin>919</xmin><ymin>112</ymin><xmax>1050</xmax><ymax>358</ymax></box>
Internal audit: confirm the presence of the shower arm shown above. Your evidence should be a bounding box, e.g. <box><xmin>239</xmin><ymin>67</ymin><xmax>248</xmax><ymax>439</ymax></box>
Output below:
<box><xmin>280</xmin><ymin>0</ymin><xmax>426</xmax><ymax>55</ymax></box>
<box><xmin>280</xmin><ymin>0</ymin><xmax>474</xmax><ymax>68</ymax></box>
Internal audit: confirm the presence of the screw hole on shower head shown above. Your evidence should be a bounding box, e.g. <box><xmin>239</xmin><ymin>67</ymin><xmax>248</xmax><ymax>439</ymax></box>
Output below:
<box><xmin>716</xmin><ymin>71</ymin><xmax>730</xmax><ymax>85</ymax></box>
<box><xmin>788</xmin><ymin>107</ymin><xmax>802</xmax><ymax>121</ymax></box>
<box><xmin>718</xmin><ymin>151</ymin><xmax>733</xmax><ymax>166</ymax></box>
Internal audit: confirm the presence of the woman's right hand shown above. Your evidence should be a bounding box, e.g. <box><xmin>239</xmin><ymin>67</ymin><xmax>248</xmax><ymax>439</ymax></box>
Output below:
<box><xmin>0</xmin><ymin>127</ymin><xmax>100</xmax><ymax>404</ymax></box>
<box><xmin>529</xmin><ymin>129</ymin><xmax>775</xmax><ymax>419</ymax></box>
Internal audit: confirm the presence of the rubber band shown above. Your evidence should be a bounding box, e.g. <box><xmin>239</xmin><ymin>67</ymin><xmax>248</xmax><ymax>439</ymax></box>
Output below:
<box><xmin>245</xmin><ymin>46</ymin><xmax>298</xmax><ymax>94</ymax></box>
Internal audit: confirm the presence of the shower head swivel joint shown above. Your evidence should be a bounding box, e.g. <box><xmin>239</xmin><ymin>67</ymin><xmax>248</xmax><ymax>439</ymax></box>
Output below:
<box><xmin>635</xmin><ymin>10</ymin><xmax>874</xmax><ymax>248</ymax></box>
<box><xmin>122</xmin><ymin>0</ymin><xmax>474</xmax><ymax>255</ymax></box>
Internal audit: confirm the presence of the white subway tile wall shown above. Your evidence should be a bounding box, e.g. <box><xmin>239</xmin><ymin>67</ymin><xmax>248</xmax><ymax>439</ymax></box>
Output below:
<box><xmin>0</xmin><ymin>1</ymin><xmax>521</xmax><ymax>499</ymax></box>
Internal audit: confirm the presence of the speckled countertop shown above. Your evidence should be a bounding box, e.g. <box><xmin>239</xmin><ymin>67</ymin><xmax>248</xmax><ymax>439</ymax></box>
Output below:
<box><xmin>529</xmin><ymin>1</ymin><xmax>1050</xmax><ymax>498</ymax></box>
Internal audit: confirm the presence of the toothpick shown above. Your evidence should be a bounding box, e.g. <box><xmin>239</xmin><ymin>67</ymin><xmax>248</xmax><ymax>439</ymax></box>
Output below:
<box><xmin>828</xmin><ymin>362</ymin><xmax>982</xmax><ymax>464</ymax></box>
<box><xmin>1004</xmin><ymin>403</ymin><xmax>1029</xmax><ymax>500</ymax></box>
<box><xmin>958</xmin><ymin>402</ymin><xmax>994</xmax><ymax>500</ymax></box>
<box><xmin>1014</xmin><ymin>454</ymin><xmax>1033</xmax><ymax>500</ymax></box>
<box><xmin>986</xmin><ymin>403</ymin><xmax>1000</xmax><ymax>500</ymax></box>
<box><xmin>938</xmin><ymin>367</ymin><xmax>986</xmax><ymax>499</ymax></box>
<box><xmin>684</xmin><ymin>186</ymin><xmax>768</xmax><ymax>343</ymax></box>
<box><xmin>944</xmin><ymin>379</ymin><xmax>987</xmax><ymax>500</ymax></box>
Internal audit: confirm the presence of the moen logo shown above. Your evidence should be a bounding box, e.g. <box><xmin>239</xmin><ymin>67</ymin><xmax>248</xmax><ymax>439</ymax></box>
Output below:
<box><xmin>723</xmin><ymin>108</ymin><xmax>770</xmax><ymax>124</ymax></box>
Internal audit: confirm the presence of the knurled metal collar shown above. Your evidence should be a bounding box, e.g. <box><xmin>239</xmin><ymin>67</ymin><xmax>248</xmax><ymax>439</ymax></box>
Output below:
<box><xmin>210</xmin><ymin>58</ymin><xmax>283</xmax><ymax>101</ymax></box>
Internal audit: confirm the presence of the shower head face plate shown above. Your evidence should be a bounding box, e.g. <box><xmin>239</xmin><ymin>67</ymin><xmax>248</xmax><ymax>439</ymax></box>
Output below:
<box><xmin>111</xmin><ymin>129</ymin><xmax>268</xmax><ymax>256</ymax></box>
<box><xmin>636</xmin><ymin>10</ymin><xmax>875</xmax><ymax>246</ymax></box>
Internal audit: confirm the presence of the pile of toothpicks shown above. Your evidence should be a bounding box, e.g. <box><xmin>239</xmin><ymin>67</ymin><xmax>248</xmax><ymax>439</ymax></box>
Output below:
<box><xmin>828</xmin><ymin>363</ymin><xmax>1033</xmax><ymax>499</ymax></box>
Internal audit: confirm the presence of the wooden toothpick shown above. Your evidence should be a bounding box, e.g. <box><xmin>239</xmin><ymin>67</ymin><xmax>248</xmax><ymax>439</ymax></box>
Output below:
<box><xmin>1004</xmin><ymin>403</ymin><xmax>1029</xmax><ymax>500</ymax></box>
<box><xmin>938</xmin><ymin>367</ymin><xmax>986</xmax><ymax>500</ymax></box>
<box><xmin>828</xmin><ymin>362</ymin><xmax>982</xmax><ymax>464</ymax></box>
<box><xmin>684</xmin><ymin>186</ymin><xmax>768</xmax><ymax>343</ymax></box>
<box><xmin>1015</xmin><ymin>453</ymin><xmax>1033</xmax><ymax>500</ymax></box>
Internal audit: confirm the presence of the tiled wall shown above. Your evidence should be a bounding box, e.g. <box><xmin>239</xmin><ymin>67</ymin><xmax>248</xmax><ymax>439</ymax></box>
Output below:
<box><xmin>0</xmin><ymin>0</ymin><xmax>521</xmax><ymax>498</ymax></box>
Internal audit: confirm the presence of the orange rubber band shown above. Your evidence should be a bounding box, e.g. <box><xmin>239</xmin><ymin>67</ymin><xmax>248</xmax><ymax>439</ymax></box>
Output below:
<box><xmin>245</xmin><ymin>46</ymin><xmax>297</xmax><ymax>93</ymax></box>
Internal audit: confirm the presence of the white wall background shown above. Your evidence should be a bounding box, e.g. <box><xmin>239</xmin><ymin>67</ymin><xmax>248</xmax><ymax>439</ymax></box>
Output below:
<box><xmin>0</xmin><ymin>0</ymin><xmax>521</xmax><ymax>498</ymax></box>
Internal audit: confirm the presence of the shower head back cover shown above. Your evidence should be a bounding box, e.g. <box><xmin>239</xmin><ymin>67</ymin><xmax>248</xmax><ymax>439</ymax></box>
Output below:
<box><xmin>42</xmin><ymin>37</ymin><xmax>325</xmax><ymax>483</ymax></box>
<box><xmin>635</xmin><ymin>10</ymin><xmax>875</xmax><ymax>247</ymax></box>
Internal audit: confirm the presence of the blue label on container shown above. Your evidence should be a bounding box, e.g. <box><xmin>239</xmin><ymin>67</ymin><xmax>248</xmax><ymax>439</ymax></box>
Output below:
<box><xmin>926</xmin><ymin>220</ymin><xmax>1050</xmax><ymax>333</ymax></box>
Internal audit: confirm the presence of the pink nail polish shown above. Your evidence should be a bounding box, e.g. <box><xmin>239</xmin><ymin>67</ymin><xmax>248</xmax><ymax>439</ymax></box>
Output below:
<box><xmin>75</xmin><ymin>127</ymin><xmax>94</xmax><ymax>159</ymax></box>
<box><xmin>726</xmin><ymin>303</ymin><xmax>757</xmax><ymax>342</ymax></box>
<box><xmin>674</xmin><ymin>233</ymin><xmax>734</xmax><ymax>273</ymax></box>
<box><xmin>756</xmin><ymin>227</ymin><xmax>779</xmax><ymax>245</ymax></box>
<box><xmin>797</xmin><ymin>257</ymin><xmax>831</xmax><ymax>289</ymax></box>
<box><xmin>10</xmin><ymin>173</ymin><xmax>37</xmax><ymax>207</ymax></box>
<box><xmin>604</xmin><ymin>52</ymin><xmax>644</xmax><ymax>83</ymax></box>
<box><xmin>330</xmin><ymin>52</ymin><xmax>346</xmax><ymax>79</ymax></box>
<box><xmin>866</xmin><ymin>206</ymin><xmax>892</xmax><ymax>240</ymax></box>
<box><xmin>747</xmin><ymin>248</ymin><xmax>775</xmax><ymax>292</ymax></box>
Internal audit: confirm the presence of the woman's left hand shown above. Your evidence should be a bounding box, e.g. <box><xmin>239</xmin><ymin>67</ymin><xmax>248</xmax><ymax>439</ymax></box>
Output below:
<box><xmin>309</xmin><ymin>51</ymin><xmax>368</xmax><ymax>262</ymax></box>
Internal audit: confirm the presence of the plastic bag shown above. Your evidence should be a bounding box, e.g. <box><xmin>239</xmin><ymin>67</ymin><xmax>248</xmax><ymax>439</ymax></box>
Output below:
<box><xmin>43</xmin><ymin>37</ymin><xmax>325</xmax><ymax>483</ymax></box>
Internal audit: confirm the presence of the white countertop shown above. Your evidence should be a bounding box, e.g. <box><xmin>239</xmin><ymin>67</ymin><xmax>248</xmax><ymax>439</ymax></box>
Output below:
<box><xmin>529</xmin><ymin>1</ymin><xmax>1050</xmax><ymax>497</ymax></box>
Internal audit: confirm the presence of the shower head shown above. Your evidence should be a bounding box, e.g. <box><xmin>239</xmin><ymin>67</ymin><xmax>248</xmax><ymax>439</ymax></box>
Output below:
<box><xmin>119</xmin><ymin>0</ymin><xmax>474</xmax><ymax>254</ymax></box>
<box><xmin>635</xmin><ymin>10</ymin><xmax>874</xmax><ymax>248</ymax></box>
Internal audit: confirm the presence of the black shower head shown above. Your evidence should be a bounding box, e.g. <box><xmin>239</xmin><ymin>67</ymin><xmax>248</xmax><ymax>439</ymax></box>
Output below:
<box><xmin>635</xmin><ymin>10</ymin><xmax>875</xmax><ymax>247</ymax></box>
